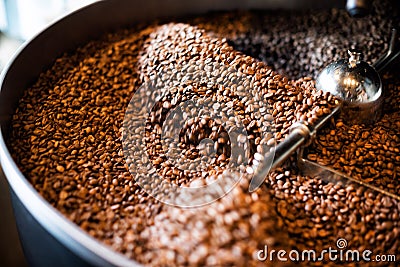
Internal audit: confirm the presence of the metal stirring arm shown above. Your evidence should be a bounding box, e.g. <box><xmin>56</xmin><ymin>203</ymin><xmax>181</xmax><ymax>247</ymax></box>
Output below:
<box><xmin>249</xmin><ymin>106</ymin><xmax>340</xmax><ymax>191</ymax></box>
<box><xmin>250</xmin><ymin>31</ymin><xmax>400</xmax><ymax>192</ymax></box>
<box><xmin>373</xmin><ymin>28</ymin><xmax>400</xmax><ymax>72</ymax></box>
<box><xmin>251</xmin><ymin>103</ymin><xmax>400</xmax><ymax>200</ymax></box>
<box><xmin>270</xmin><ymin>106</ymin><xmax>341</xmax><ymax>170</ymax></box>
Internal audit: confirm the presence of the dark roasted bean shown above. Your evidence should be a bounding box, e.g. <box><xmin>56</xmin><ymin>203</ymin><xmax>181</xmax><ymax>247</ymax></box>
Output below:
<box><xmin>8</xmin><ymin>4</ymin><xmax>400</xmax><ymax>267</ymax></box>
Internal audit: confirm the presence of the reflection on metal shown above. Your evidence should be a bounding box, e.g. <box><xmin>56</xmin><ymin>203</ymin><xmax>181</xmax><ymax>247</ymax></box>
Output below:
<box><xmin>316</xmin><ymin>49</ymin><xmax>383</xmax><ymax>124</ymax></box>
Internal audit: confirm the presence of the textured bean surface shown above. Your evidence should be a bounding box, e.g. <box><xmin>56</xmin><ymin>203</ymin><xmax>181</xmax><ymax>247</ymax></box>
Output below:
<box><xmin>9</xmin><ymin>1</ymin><xmax>400</xmax><ymax>266</ymax></box>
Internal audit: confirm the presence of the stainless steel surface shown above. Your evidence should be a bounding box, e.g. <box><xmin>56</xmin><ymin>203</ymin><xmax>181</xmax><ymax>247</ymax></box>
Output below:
<box><xmin>0</xmin><ymin>31</ymin><xmax>26</xmax><ymax>267</ymax></box>
<box><xmin>316</xmin><ymin>49</ymin><xmax>383</xmax><ymax>125</ymax></box>
<box><xmin>252</xmin><ymin>30</ymin><xmax>400</xmax><ymax>192</ymax></box>
<box><xmin>374</xmin><ymin>28</ymin><xmax>400</xmax><ymax>73</ymax></box>
<box><xmin>249</xmin><ymin>106</ymin><xmax>341</xmax><ymax>192</ymax></box>
<box><xmin>0</xmin><ymin>0</ymin><xmax>347</xmax><ymax>266</ymax></box>
<box><xmin>0</xmin><ymin>166</ymin><xmax>28</xmax><ymax>267</ymax></box>
<box><xmin>250</xmin><ymin>131</ymin><xmax>307</xmax><ymax>192</ymax></box>
<box><xmin>263</xmin><ymin>29</ymin><xmax>400</xmax><ymax>193</ymax></box>
<box><xmin>301</xmin><ymin>42</ymin><xmax>400</xmax><ymax>199</ymax></box>
<box><xmin>346</xmin><ymin>0</ymin><xmax>372</xmax><ymax>17</ymax></box>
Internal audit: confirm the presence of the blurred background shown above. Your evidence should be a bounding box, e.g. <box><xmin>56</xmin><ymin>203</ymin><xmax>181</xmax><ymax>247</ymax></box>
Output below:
<box><xmin>0</xmin><ymin>0</ymin><xmax>99</xmax><ymax>70</ymax></box>
<box><xmin>0</xmin><ymin>1</ymin><xmax>98</xmax><ymax>266</ymax></box>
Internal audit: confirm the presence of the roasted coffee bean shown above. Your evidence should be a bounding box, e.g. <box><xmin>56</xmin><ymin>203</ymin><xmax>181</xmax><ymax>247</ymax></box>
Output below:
<box><xmin>306</xmin><ymin>112</ymin><xmax>400</xmax><ymax>196</ymax></box>
<box><xmin>9</xmin><ymin>2</ymin><xmax>400</xmax><ymax>266</ymax></box>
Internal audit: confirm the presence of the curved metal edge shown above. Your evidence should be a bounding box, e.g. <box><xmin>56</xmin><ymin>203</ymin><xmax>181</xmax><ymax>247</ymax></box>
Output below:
<box><xmin>0</xmin><ymin>2</ymin><xmax>142</xmax><ymax>266</ymax></box>
<box><xmin>0</xmin><ymin>0</ymin><xmax>346</xmax><ymax>266</ymax></box>
<box><xmin>0</xmin><ymin>133</ymin><xmax>138</xmax><ymax>267</ymax></box>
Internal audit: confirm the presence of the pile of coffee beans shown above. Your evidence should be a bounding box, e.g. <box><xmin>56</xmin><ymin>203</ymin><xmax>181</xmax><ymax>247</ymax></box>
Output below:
<box><xmin>129</xmin><ymin>23</ymin><xmax>337</xmax><ymax>190</ymax></box>
<box><xmin>306</xmin><ymin>113</ymin><xmax>400</xmax><ymax>196</ymax></box>
<box><xmin>137</xmin><ymin>177</ymin><xmax>291</xmax><ymax>266</ymax></box>
<box><xmin>192</xmin><ymin>0</ymin><xmax>397</xmax><ymax>79</ymax></box>
<box><xmin>9</xmin><ymin>1</ymin><xmax>400</xmax><ymax>266</ymax></box>
<box><xmin>265</xmin><ymin>168</ymin><xmax>399</xmax><ymax>267</ymax></box>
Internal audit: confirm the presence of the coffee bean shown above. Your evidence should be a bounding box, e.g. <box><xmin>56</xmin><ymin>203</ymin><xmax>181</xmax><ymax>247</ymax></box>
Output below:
<box><xmin>56</xmin><ymin>165</ymin><xmax>65</xmax><ymax>173</ymax></box>
<box><xmin>8</xmin><ymin>3</ymin><xmax>400</xmax><ymax>266</ymax></box>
